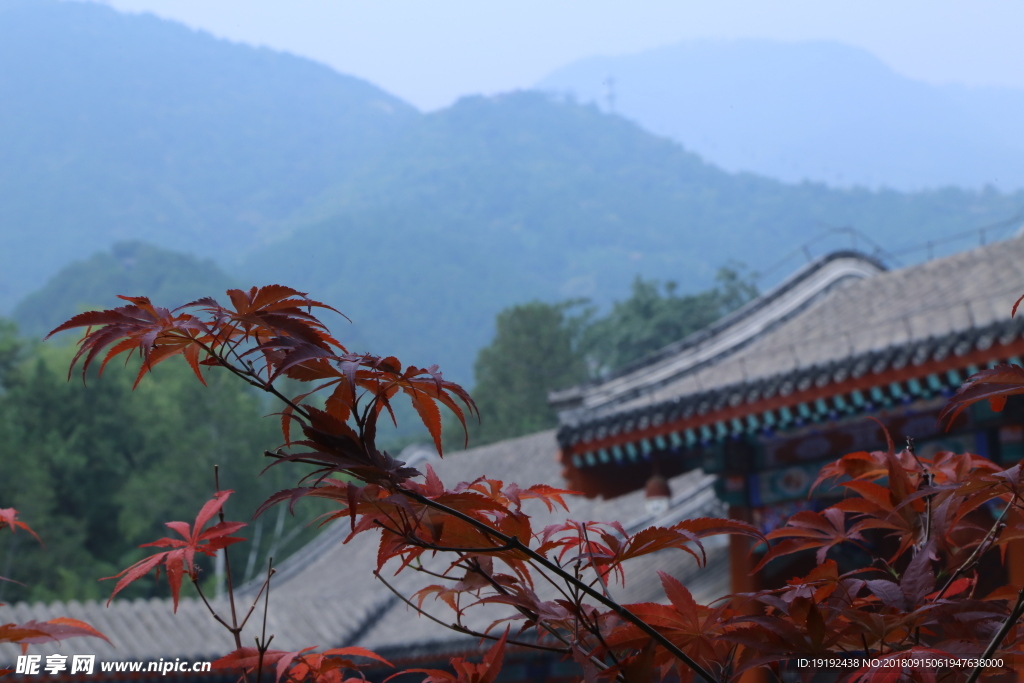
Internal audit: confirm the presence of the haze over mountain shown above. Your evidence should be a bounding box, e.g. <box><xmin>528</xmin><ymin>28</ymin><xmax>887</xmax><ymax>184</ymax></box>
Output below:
<box><xmin>238</xmin><ymin>90</ymin><xmax>1024</xmax><ymax>382</ymax></box>
<box><xmin>5</xmin><ymin>0</ymin><xmax>1024</xmax><ymax>385</ymax></box>
<box><xmin>13</xmin><ymin>241</ymin><xmax>236</xmax><ymax>338</ymax></box>
<box><xmin>0</xmin><ymin>0</ymin><xmax>414</xmax><ymax>305</ymax></box>
<box><xmin>538</xmin><ymin>40</ymin><xmax>1024</xmax><ymax>190</ymax></box>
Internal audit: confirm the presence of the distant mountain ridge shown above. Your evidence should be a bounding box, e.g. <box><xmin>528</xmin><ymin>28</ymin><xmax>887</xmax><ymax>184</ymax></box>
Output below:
<box><xmin>0</xmin><ymin>0</ymin><xmax>415</xmax><ymax>306</ymax></box>
<box><xmin>4</xmin><ymin>2</ymin><xmax>1024</xmax><ymax>386</ymax></box>
<box><xmin>238</xmin><ymin>91</ymin><xmax>1024</xmax><ymax>382</ymax></box>
<box><xmin>14</xmin><ymin>241</ymin><xmax>236</xmax><ymax>337</ymax></box>
<box><xmin>537</xmin><ymin>39</ymin><xmax>1024</xmax><ymax>190</ymax></box>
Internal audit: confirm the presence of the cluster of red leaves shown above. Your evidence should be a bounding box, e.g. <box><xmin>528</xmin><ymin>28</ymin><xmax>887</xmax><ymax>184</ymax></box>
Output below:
<box><xmin>55</xmin><ymin>286</ymin><xmax>1024</xmax><ymax>683</ymax></box>
<box><xmin>398</xmin><ymin>631</ymin><xmax>508</xmax><ymax>683</ymax></box>
<box><xmin>48</xmin><ymin>286</ymin><xmax>476</xmax><ymax>481</ymax></box>
<box><xmin>58</xmin><ymin>287</ymin><xmax>763</xmax><ymax>683</ymax></box>
<box><xmin>0</xmin><ymin>510</ymin><xmax>107</xmax><ymax>678</ymax></box>
<box><xmin>103</xmin><ymin>490</ymin><xmax>245</xmax><ymax>610</ymax></box>
<box><xmin>250</xmin><ymin>461</ymin><xmax>761</xmax><ymax>683</ymax></box>
<box><xmin>0</xmin><ymin>509</ymin><xmax>40</xmax><ymax>546</ymax></box>
<box><xmin>734</xmin><ymin>432</ymin><xmax>1024</xmax><ymax>682</ymax></box>
<box><xmin>212</xmin><ymin>646</ymin><xmax>392</xmax><ymax>683</ymax></box>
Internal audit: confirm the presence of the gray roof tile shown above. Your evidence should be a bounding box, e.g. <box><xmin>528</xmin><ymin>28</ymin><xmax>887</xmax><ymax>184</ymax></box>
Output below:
<box><xmin>558</xmin><ymin>238</ymin><xmax>1024</xmax><ymax>446</ymax></box>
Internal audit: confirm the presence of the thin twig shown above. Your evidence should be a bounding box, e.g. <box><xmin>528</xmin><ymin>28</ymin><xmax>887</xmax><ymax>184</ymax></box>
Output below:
<box><xmin>461</xmin><ymin>556</ymin><xmax>623</xmax><ymax>682</ymax></box>
<box><xmin>372</xmin><ymin>571</ymin><xmax>568</xmax><ymax>655</ymax></box>
<box><xmin>907</xmin><ymin>438</ymin><xmax>933</xmax><ymax>548</ymax></box>
<box><xmin>523</xmin><ymin>556</ymin><xmax>577</xmax><ymax>606</ymax></box>
<box><xmin>255</xmin><ymin>558</ymin><xmax>275</xmax><ymax>683</ymax></box>
<box><xmin>965</xmin><ymin>587</ymin><xmax>1024</xmax><ymax>683</ymax></box>
<box><xmin>215</xmin><ymin>467</ymin><xmax>246</xmax><ymax>652</ymax></box>
<box><xmin>403</xmin><ymin>489</ymin><xmax>720</xmax><ymax>683</ymax></box>
<box><xmin>192</xmin><ymin>580</ymin><xmax>236</xmax><ymax>632</ymax></box>
<box><xmin>935</xmin><ymin>492</ymin><xmax>1017</xmax><ymax>600</ymax></box>
<box><xmin>238</xmin><ymin>566</ymin><xmax>274</xmax><ymax>631</ymax></box>
<box><xmin>462</xmin><ymin>555</ymin><xmax>574</xmax><ymax>649</ymax></box>
<box><xmin>408</xmin><ymin>561</ymin><xmax>463</xmax><ymax>582</ymax></box>
<box><xmin>581</xmin><ymin>525</ymin><xmax>612</xmax><ymax>600</ymax></box>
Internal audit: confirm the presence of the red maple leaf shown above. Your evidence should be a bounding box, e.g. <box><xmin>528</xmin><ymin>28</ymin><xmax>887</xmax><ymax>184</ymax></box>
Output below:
<box><xmin>391</xmin><ymin>630</ymin><xmax>507</xmax><ymax>683</ymax></box>
<box><xmin>103</xmin><ymin>490</ymin><xmax>245</xmax><ymax>610</ymax></box>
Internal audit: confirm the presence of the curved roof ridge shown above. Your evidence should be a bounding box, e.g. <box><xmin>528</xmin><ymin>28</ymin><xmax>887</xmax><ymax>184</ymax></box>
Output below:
<box><xmin>550</xmin><ymin>250</ymin><xmax>886</xmax><ymax>423</ymax></box>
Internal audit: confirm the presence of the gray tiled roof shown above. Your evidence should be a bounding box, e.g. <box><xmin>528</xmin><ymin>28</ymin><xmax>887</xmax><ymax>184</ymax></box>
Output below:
<box><xmin>550</xmin><ymin>250</ymin><xmax>886</xmax><ymax>423</ymax></box>
<box><xmin>557</xmin><ymin>237</ymin><xmax>1024</xmax><ymax>450</ymax></box>
<box><xmin>639</xmin><ymin>239</ymin><xmax>1024</xmax><ymax>405</ymax></box>
<box><xmin>2</xmin><ymin>431</ymin><xmax>724</xmax><ymax>666</ymax></box>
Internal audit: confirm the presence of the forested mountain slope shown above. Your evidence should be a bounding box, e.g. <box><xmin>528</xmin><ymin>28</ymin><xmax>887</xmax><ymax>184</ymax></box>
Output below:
<box><xmin>0</xmin><ymin>0</ymin><xmax>414</xmax><ymax>307</ymax></box>
<box><xmin>240</xmin><ymin>91</ymin><xmax>1024</xmax><ymax>382</ymax></box>
<box><xmin>4</xmin><ymin>1</ymin><xmax>1023</xmax><ymax>386</ymax></box>
<box><xmin>13</xmin><ymin>241</ymin><xmax>236</xmax><ymax>337</ymax></box>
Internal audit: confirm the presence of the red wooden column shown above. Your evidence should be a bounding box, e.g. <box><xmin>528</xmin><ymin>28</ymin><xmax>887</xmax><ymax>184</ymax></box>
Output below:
<box><xmin>728</xmin><ymin>505</ymin><xmax>767</xmax><ymax>682</ymax></box>
<box><xmin>728</xmin><ymin>505</ymin><xmax>758</xmax><ymax>595</ymax></box>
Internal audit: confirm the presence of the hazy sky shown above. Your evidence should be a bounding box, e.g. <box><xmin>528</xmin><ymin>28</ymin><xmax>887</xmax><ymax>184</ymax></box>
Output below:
<box><xmin>93</xmin><ymin>0</ymin><xmax>1024</xmax><ymax>110</ymax></box>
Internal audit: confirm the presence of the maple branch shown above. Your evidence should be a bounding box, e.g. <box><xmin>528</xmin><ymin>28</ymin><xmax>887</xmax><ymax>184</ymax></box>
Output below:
<box><xmin>906</xmin><ymin>438</ymin><xmax>934</xmax><ymax>548</ymax></box>
<box><xmin>206</xmin><ymin>344</ymin><xmax>275</xmax><ymax>393</ymax></box>
<box><xmin>409</xmin><ymin>561</ymin><xmax>463</xmax><ymax>583</ymax></box>
<box><xmin>260</xmin><ymin>454</ymin><xmax>716</xmax><ymax>679</ymax></box>
<box><xmin>400</xmin><ymin>536</ymin><xmax>521</xmax><ymax>554</ymax></box>
<box><xmin>460</xmin><ymin>556</ymin><xmax>623</xmax><ymax>682</ymax></box>
<box><xmin>213</xmin><ymin>467</ymin><xmax>246</xmax><ymax>654</ymax></box>
<box><xmin>519</xmin><ymin>556</ymin><xmax>578</xmax><ymax>608</ymax></box>
<box><xmin>199</xmin><ymin>341</ymin><xmax>315</xmax><ymax>425</ymax></box>
<box><xmin>191</xmin><ymin>579</ymin><xmax>236</xmax><ymax>633</ymax></box>
<box><xmin>462</xmin><ymin>555</ymin><xmax>570</xmax><ymax>644</ymax></box>
<box><xmin>571</xmin><ymin>562</ymin><xmax>582</xmax><ymax>643</ymax></box>
<box><xmin>421</xmin><ymin>552</ymin><xmax>580</xmax><ymax>617</ymax></box>
<box><xmin>935</xmin><ymin>491</ymin><xmax>1017</xmax><ymax>600</ymax></box>
<box><xmin>580</xmin><ymin>607</ymin><xmax>622</xmax><ymax>671</ymax></box>
<box><xmin>371</xmin><ymin>515</ymin><xmax>520</xmax><ymax>555</ymax></box>
<box><xmin>965</xmin><ymin>587</ymin><xmax>1024</xmax><ymax>683</ymax></box>
<box><xmin>403</xmin><ymin>489</ymin><xmax>720</xmax><ymax>683</ymax></box>
<box><xmin>237</xmin><ymin>565</ymin><xmax>275</xmax><ymax>632</ymax></box>
<box><xmin>566</xmin><ymin>561</ymin><xmax>623</xmax><ymax>674</ymax></box>
<box><xmin>255</xmin><ymin>559</ymin><xmax>275</xmax><ymax>683</ymax></box>
<box><xmin>581</xmin><ymin>524</ymin><xmax>612</xmax><ymax>600</ymax></box>
<box><xmin>371</xmin><ymin>571</ymin><xmax>569</xmax><ymax>655</ymax></box>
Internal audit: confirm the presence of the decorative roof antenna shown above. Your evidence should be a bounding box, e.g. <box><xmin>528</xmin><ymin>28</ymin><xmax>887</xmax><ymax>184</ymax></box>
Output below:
<box><xmin>603</xmin><ymin>76</ymin><xmax>616</xmax><ymax>114</ymax></box>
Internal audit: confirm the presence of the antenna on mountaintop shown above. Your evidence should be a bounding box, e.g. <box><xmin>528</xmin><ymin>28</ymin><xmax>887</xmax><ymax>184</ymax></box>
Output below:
<box><xmin>604</xmin><ymin>76</ymin><xmax>616</xmax><ymax>114</ymax></box>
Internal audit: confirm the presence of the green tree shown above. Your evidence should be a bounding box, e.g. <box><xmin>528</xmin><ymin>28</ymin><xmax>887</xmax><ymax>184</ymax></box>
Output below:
<box><xmin>450</xmin><ymin>267</ymin><xmax>757</xmax><ymax>450</ymax></box>
<box><xmin>581</xmin><ymin>266</ymin><xmax>757</xmax><ymax>375</ymax></box>
<box><xmin>0</xmin><ymin>329</ymin><xmax>318</xmax><ymax>602</ymax></box>
<box><xmin>465</xmin><ymin>301</ymin><xmax>588</xmax><ymax>447</ymax></box>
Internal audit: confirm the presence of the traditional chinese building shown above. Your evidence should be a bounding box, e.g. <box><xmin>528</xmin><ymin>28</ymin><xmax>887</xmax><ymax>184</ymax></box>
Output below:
<box><xmin>551</xmin><ymin>238</ymin><xmax>1024</xmax><ymax>591</ymax></box>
